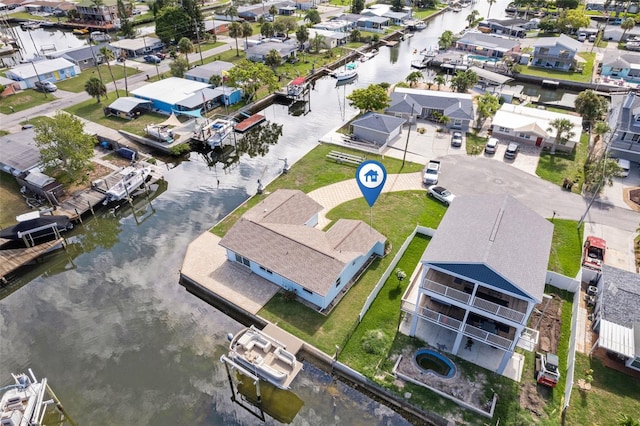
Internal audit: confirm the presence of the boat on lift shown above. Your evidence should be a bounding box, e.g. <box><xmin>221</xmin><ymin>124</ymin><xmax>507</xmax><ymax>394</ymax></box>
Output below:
<box><xmin>332</xmin><ymin>62</ymin><xmax>358</xmax><ymax>81</ymax></box>
<box><xmin>0</xmin><ymin>370</ymin><xmax>48</xmax><ymax>425</ymax></box>
<box><xmin>0</xmin><ymin>215</ymin><xmax>73</xmax><ymax>243</ymax></box>
<box><xmin>145</xmin><ymin>124</ymin><xmax>174</xmax><ymax>143</ymax></box>
<box><xmin>102</xmin><ymin>166</ymin><xmax>151</xmax><ymax>205</ymax></box>
<box><xmin>204</xmin><ymin>118</ymin><xmax>235</xmax><ymax>148</ymax></box>
<box><xmin>90</xmin><ymin>31</ymin><xmax>111</xmax><ymax>42</ymax></box>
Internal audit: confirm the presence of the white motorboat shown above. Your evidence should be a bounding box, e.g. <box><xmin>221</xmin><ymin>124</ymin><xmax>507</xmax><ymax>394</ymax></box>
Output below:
<box><xmin>0</xmin><ymin>370</ymin><xmax>48</xmax><ymax>426</ymax></box>
<box><xmin>90</xmin><ymin>31</ymin><xmax>111</xmax><ymax>42</ymax></box>
<box><xmin>204</xmin><ymin>118</ymin><xmax>235</xmax><ymax>148</ymax></box>
<box><xmin>414</xmin><ymin>21</ymin><xmax>427</xmax><ymax>30</ymax></box>
<box><xmin>360</xmin><ymin>50</ymin><xmax>378</xmax><ymax>62</ymax></box>
<box><xmin>332</xmin><ymin>62</ymin><xmax>358</xmax><ymax>81</ymax></box>
<box><xmin>145</xmin><ymin>124</ymin><xmax>174</xmax><ymax>143</ymax></box>
<box><xmin>103</xmin><ymin>166</ymin><xmax>151</xmax><ymax>205</ymax></box>
<box><xmin>222</xmin><ymin>325</ymin><xmax>303</xmax><ymax>390</ymax></box>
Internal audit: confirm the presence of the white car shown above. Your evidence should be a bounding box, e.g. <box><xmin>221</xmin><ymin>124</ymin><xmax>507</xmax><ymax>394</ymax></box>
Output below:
<box><xmin>427</xmin><ymin>185</ymin><xmax>455</xmax><ymax>206</ymax></box>
<box><xmin>617</xmin><ymin>158</ymin><xmax>630</xmax><ymax>177</ymax></box>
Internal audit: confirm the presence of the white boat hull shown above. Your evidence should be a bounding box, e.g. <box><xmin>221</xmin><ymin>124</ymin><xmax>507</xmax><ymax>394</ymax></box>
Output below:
<box><xmin>103</xmin><ymin>167</ymin><xmax>150</xmax><ymax>205</ymax></box>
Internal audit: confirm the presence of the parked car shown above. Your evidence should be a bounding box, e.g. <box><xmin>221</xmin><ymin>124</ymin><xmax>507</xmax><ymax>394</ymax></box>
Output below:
<box><xmin>589</xmin><ymin>34</ymin><xmax>597</xmax><ymax>42</ymax></box>
<box><xmin>132</xmin><ymin>8</ymin><xmax>142</xmax><ymax>14</ymax></box>
<box><xmin>427</xmin><ymin>185</ymin><xmax>455</xmax><ymax>206</ymax></box>
<box><xmin>617</xmin><ymin>158</ymin><xmax>630</xmax><ymax>177</ymax></box>
<box><xmin>34</xmin><ymin>80</ymin><xmax>57</xmax><ymax>92</ymax></box>
<box><xmin>504</xmin><ymin>142</ymin><xmax>519</xmax><ymax>160</ymax></box>
<box><xmin>154</xmin><ymin>52</ymin><xmax>167</xmax><ymax>60</ymax></box>
<box><xmin>577</xmin><ymin>32</ymin><xmax>587</xmax><ymax>42</ymax></box>
<box><xmin>451</xmin><ymin>131</ymin><xmax>463</xmax><ymax>148</ymax></box>
<box><xmin>143</xmin><ymin>55</ymin><xmax>161</xmax><ymax>64</ymax></box>
<box><xmin>485</xmin><ymin>137</ymin><xmax>499</xmax><ymax>154</ymax></box>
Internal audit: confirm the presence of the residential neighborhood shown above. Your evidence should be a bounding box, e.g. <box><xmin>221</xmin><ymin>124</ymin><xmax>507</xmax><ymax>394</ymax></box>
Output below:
<box><xmin>1</xmin><ymin>0</ymin><xmax>640</xmax><ymax>424</ymax></box>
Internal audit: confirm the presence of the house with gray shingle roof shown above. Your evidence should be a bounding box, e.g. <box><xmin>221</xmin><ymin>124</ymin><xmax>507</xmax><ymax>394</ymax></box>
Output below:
<box><xmin>600</xmin><ymin>51</ymin><xmax>640</xmax><ymax>82</ymax></box>
<box><xmin>185</xmin><ymin>61</ymin><xmax>234</xmax><ymax>83</ymax></box>
<box><xmin>351</xmin><ymin>112</ymin><xmax>406</xmax><ymax>146</ymax></box>
<box><xmin>245</xmin><ymin>41</ymin><xmax>298</xmax><ymax>64</ymax></box>
<box><xmin>219</xmin><ymin>189</ymin><xmax>386</xmax><ymax>312</ymax></box>
<box><xmin>46</xmin><ymin>44</ymin><xmax>113</xmax><ymax>70</ymax></box>
<box><xmin>400</xmin><ymin>194</ymin><xmax>553</xmax><ymax>376</ymax></box>
<box><xmin>386</xmin><ymin>87</ymin><xmax>475</xmax><ymax>131</ymax></box>
<box><xmin>591</xmin><ymin>265</ymin><xmax>640</xmax><ymax>373</ymax></box>
<box><xmin>455</xmin><ymin>33</ymin><xmax>521</xmax><ymax>59</ymax></box>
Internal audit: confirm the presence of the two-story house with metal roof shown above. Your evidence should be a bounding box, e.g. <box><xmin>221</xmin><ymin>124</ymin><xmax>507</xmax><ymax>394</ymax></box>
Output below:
<box><xmin>531</xmin><ymin>34</ymin><xmax>584</xmax><ymax>71</ymax></box>
<box><xmin>400</xmin><ymin>194</ymin><xmax>553</xmax><ymax>375</ymax></box>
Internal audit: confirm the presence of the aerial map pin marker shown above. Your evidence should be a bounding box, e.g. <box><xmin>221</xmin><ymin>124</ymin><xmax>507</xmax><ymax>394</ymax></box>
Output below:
<box><xmin>356</xmin><ymin>160</ymin><xmax>387</xmax><ymax>207</ymax></box>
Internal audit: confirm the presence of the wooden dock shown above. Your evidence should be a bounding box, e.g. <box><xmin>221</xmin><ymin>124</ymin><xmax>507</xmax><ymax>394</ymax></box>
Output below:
<box><xmin>234</xmin><ymin>114</ymin><xmax>266</xmax><ymax>133</ymax></box>
<box><xmin>0</xmin><ymin>238</ymin><xmax>65</xmax><ymax>282</ymax></box>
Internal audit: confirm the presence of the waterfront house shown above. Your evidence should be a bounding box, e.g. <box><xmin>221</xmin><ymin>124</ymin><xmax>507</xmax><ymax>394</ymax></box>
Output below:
<box><xmin>46</xmin><ymin>44</ymin><xmax>112</xmax><ymax>70</ymax></box>
<box><xmin>75</xmin><ymin>0</ymin><xmax>126</xmax><ymax>25</ymax></box>
<box><xmin>350</xmin><ymin>112</ymin><xmax>406</xmax><ymax>146</ymax></box>
<box><xmin>590</xmin><ymin>265</ymin><xmax>640</xmax><ymax>374</ymax></box>
<box><xmin>600</xmin><ymin>51</ymin><xmax>640</xmax><ymax>82</ymax></box>
<box><xmin>314</xmin><ymin>17</ymin><xmax>355</xmax><ymax>33</ymax></box>
<box><xmin>531</xmin><ymin>34</ymin><xmax>583</xmax><ymax>71</ymax></box>
<box><xmin>386</xmin><ymin>87</ymin><xmax>474</xmax><ymax>131</ymax></box>
<box><xmin>307</xmin><ymin>28</ymin><xmax>348</xmax><ymax>48</ymax></box>
<box><xmin>185</xmin><ymin>61</ymin><xmax>234</xmax><ymax>84</ymax></box>
<box><xmin>454</xmin><ymin>32</ymin><xmax>521</xmax><ymax>59</ymax></box>
<box><xmin>477</xmin><ymin>18</ymin><xmax>536</xmax><ymax>38</ymax></box>
<box><xmin>109</xmin><ymin>37</ymin><xmax>163</xmax><ymax>59</ymax></box>
<box><xmin>131</xmin><ymin>77</ymin><xmax>213</xmax><ymax>114</ymax></box>
<box><xmin>356</xmin><ymin>15</ymin><xmax>390</xmax><ymax>32</ymax></box>
<box><xmin>400</xmin><ymin>194</ymin><xmax>553</xmax><ymax>375</ymax></box>
<box><xmin>608</xmin><ymin>92</ymin><xmax>640</xmax><ymax>162</ymax></box>
<box><xmin>219</xmin><ymin>189</ymin><xmax>386</xmax><ymax>312</ymax></box>
<box><xmin>5</xmin><ymin>58</ymin><xmax>80</xmax><ymax>89</ymax></box>
<box><xmin>491</xmin><ymin>103</ymin><xmax>582</xmax><ymax>152</ymax></box>
<box><xmin>245</xmin><ymin>40</ymin><xmax>298</xmax><ymax>63</ymax></box>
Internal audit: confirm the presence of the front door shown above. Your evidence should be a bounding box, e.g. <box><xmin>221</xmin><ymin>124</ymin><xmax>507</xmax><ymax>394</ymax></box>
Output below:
<box><xmin>536</xmin><ymin>137</ymin><xmax>543</xmax><ymax>147</ymax></box>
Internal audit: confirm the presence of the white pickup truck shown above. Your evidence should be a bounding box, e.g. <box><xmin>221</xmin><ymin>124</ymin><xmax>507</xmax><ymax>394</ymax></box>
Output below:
<box><xmin>423</xmin><ymin>160</ymin><xmax>441</xmax><ymax>185</ymax></box>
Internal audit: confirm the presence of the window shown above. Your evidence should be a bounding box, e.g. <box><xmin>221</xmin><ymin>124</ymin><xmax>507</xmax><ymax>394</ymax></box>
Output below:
<box><xmin>302</xmin><ymin>287</ymin><xmax>313</xmax><ymax>295</ymax></box>
<box><xmin>518</xmin><ymin>133</ymin><xmax>531</xmax><ymax>139</ymax></box>
<box><xmin>498</xmin><ymin>127</ymin><xmax>511</xmax><ymax>133</ymax></box>
<box><xmin>632</xmin><ymin>133</ymin><xmax>640</xmax><ymax>142</ymax></box>
<box><xmin>335</xmin><ymin>277</ymin><xmax>341</xmax><ymax>287</ymax></box>
<box><xmin>234</xmin><ymin>253</ymin><xmax>250</xmax><ymax>267</ymax></box>
<box><xmin>259</xmin><ymin>266</ymin><xmax>273</xmax><ymax>274</ymax></box>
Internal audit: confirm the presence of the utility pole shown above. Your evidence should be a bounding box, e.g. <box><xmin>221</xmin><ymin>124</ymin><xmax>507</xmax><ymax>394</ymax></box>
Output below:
<box><xmin>194</xmin><ymin>18</ymin><xmax>204</xmax><ymax>65</ymax></box>
<box><xmin>31</xmin><ymin>60</ymin><xmax>47</xmax><ymax>98</ymax></box>
<box><xmin>402</xmin><ymin>104</ymin><xmax>414</xmax><ymax>167</ymax></box>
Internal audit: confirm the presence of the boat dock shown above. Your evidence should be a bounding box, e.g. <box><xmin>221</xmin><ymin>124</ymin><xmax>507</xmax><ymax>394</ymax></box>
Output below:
<box><xmin>0</xmin><ymin>238</ymin><xmax>64</xmax><ymax>283</ymax></box>
<box><xmin>235</xmin><ymin>114</ymin><xmax>266</xmax><ymax>133</ymax></box>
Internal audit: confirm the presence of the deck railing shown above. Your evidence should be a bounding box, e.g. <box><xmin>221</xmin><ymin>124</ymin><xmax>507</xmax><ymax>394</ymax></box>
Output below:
<box><xmin>472</xmin><ymin>297</ymin><xmax>526</xmax><ymax>324</ymax></box>
<box><xmin>463</xmin><ymin>324</ymin><xmax>513</xmax><ymax>350</ymax></box>
<box><xmin>421</xmin><ymin>279</ymin><xmax>471</xmax><ymax>304</ymax></box>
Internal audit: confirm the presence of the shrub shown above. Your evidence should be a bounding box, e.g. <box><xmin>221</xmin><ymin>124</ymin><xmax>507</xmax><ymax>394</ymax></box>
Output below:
<box><xmin>361</xmin><ymin>329</ymin><xmax>390</xmax><ymax>355</ymax></box>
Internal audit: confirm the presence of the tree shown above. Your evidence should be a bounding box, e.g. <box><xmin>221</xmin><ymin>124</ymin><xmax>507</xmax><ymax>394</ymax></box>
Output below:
<box><xmin>556</xmin><ymin>0</ymin><xmax>580</xmax><ymax>9</ymax></box>
<box><xmin>261</xmin><ymin>22</ymin><xmax>275</xmax><ymax>38</ymax></box>
<box><xmin>99</xmin><ymin>46</ymin><xmax>119</xmax><ymax>97</ymax></box>
<box><xmin>241</xmin><ymin>21</ymin><xmax>253</xmax><ymax>47</ymax></box>
<box><xmin>295</xmin><ymin>25</ymin><xmax>309</xmax><ymax>49</ymax></box>
<box><xmin>434</xmin><ymin>74</ymin><xmax>446</xmax><ymax>90</ymax></box>
<box><xmin>557</xmin><ymin>9</ymin><xmax>590</xmax><ymax>33</ymax></box>
<box><xmin>583</xmin><ymin>156</ymin><xmax>623</xmax><ymax>194</ymax></box>
<box><xmin>575</xmin><ymin>90</ymin><xmax>608</xmax><ymax>128</ymax></box>
<box><xmin>85</xmin><ymin>76</ymin><xmax>106</xmax><ymax>102</ymax></box>
<box><xmin>539</xmin><ymin>17</ymin><xmax>558</xmax><ymax>33</ymax></box>
<box><xmin>265</xmin><ymin>49</ymin><xmax>282</xmax><ymax>71</ymax></box>
<box><xmin>156</xmin><ymin>6</ymin><xmax>191</xmax><ymax>44</ymax></box>
<box><xmin>476</xmin><ymin>92</ymin><xmax>500</xmax><ymax>127</ymax></box>
<box><xmin>273</xmin><ymin>20</ymin><xmax>286</xmax><ymax>37</ymax></box>
<box><xmin>177</xmin><ymin>37</ymin><xmax>194</xmax><ymax>69</ymax></box>
<box><xmin>352</xmin><ymin>0</ymin><xmax>365</xmax><ymax>14</ymax></box>
<box><xmin>466</xmin><ymin>9</ymin><xmax>480</xmax><ymax>27</ymax></box>
<box><xmin>305</xmin><ymin>9</ymin><xmax>321</xmax><ymax>24</ymax></box>
<box><xmin>391</xmin><ymin>0</ymin><xmax>403</xmax><ymax>12</ymax></box>
<box><xmin>209</xmin><ymin>74</ymin><xmax>222</xmax><ymax>87</ymax></box>
<box><xmin>438</xmin><ymin>30</ymin><xmax>454</xmax><ymax>50</ymax></box>
<box><xmin>34</xmin><ymin>112</ymin><xmax>95</xmax><ymax>184</ymax></box>
<box><xmin>395</xmin><ymin>268</ymin><xmax>406</xmax><ymax>287</ymax></box>
<box><xmin>269</xmin><ymin>5</ymin><xmax>277</xmax><ymax>16</ymax></box>
<box><xmin>621</xmin><ymin>17</ymin><xmax>636</xmax><ymax>40</ymax></box>
<box><xmin>229</xmin><ymin>22</ymin><xmax>242</xmax><ymax>56</ymax></box>
<box><xmin>226</xmin><ymin>60</ymin><xmax>279</xmax><ymax>102</ymax></box>
<box><xmin>182</xmin><ymin>0</ymin><xmax>204</xmax><ymax>40</ymax></box>
<box><xmin>547</xmin><ymin>118</ymin><xmax>576</xmax><ymax>154</ymax></box>
<box><xmin>169</xmin><ymin>57</ymin><xmax>188</xmax><ymax>77</ymax></box>
<box><xmin>346</xmin><ymin>84</ymin><xmax>391</xmax><ymax>112</ymax></box>
<box><xmin>486</xmin><ymin>0</ymin><xmax>497</xmax><ymax>18</ymax></box>
<box><xmin>350</xmin><ymin>28</ymin><xmax>361</xmax><ymax>42</ymax></box>
<box><xmin>311</xmin><ymin>34</ymin><xmax>327</xmax><ymax>52</ymax></box>
<box><xmin>405</xmin><ymin>71</ymin><xmax>423</xmax><ymax>87</ymax></box>
<box><xmin>450</xmin><ymin>69</ymin><xmax>478</xmax><ymax>92</ymax></box>
<box><xmin>224</xmin><ymin>5</ymin><xmax>238</xmax><ymax>21</ymax></box>
<box><xmin>116</xmin><ymin>0</ymin><xmax>135</xmax><ymax>38</ymax></box>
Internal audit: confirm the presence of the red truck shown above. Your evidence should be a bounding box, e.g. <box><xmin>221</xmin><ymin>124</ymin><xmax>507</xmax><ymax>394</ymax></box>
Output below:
<box><xmin>583</xmin><ymin>236</ymin><xmax>606</xmax><ymax>271</ymax></box>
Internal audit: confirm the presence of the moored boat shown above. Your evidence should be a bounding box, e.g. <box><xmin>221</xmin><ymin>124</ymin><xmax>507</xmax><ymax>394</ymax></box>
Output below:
<box><xmin>0</xmin><ymin>370</ymin><xmax>48</xmax><ymax>425</ymax></box>
<box><xmin>332</xmin><ymin>62</ymin><xmax>358</xmax><ymax>81</ymax></box>
<box><xmin>145</xmin><ymin>124</ymin><xmax>174</xmax><ymax>143</ymax></box>
<box><xmin>90</xmin><ymin>31</ymin><xmax>111</xmax><ymax>42</ymax></box>
<box><xmin>102</xmin><ymin>166</ymin><xmax>151</xmax><ymax>205</ymax></box>
<box><xmin>204</xmin><ymin>118</ymin><xmax>235</xmax><ymax>148</ymax></box>
<box><xmin>21</xmin><ymin>21</ymin><xmax>41</xmax><ymax>30</ymax></box>
<box><xmin>0</xmin><ymin>215</ymin><xmax>73</xmax><ymax>243</ymax></box>
<box><xmin>222</xmin><ymin>325</ymin><xmax>303</xmax><ymax>390</ymax></box>
<box><xmin>73</xmin><ymin>28</ymin><xmax>89</xmax><ymax>35</ymax></box>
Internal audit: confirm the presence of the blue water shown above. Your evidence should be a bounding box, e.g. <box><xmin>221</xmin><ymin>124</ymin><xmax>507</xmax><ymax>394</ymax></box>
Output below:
<box><xmin>467</xmin><ymin>54</ymin><xmax>500</xmax><ymax>63</ymax></box>
<box><xmin>415</xmin><ymin>349</ymin><xmax>456</xmax><ymax>378</ymax></box>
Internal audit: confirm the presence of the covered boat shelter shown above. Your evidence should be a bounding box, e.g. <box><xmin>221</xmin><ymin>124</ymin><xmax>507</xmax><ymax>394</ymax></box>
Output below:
<box><xmin>468</xmin><ymin>66</ymin><xmax>513</xmax><ymax>86</ymax></box>
<box><xmin>103</xmin><ymin>97</ymin><xmax>153</xmax><ymax>119</ymax></box>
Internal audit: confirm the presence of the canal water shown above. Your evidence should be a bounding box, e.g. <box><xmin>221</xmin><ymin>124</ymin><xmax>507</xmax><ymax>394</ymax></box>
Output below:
<box><xmin>1</xmin><ymin>2</ymin><xmax>526</xmax><ymax>425</ymax></box>
<box><xmin>13</xmin><ymin>25</ymin><xmax>88</xmax><ymax>60</ymax></box>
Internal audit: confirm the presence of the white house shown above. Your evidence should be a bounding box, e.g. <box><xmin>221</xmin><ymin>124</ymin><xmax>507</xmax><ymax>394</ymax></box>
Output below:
<box><xmin>219</xmin><ymin>189</ymin><xmax>386</xmax><ymax>312</ymax></box>
<box><xmin>5</xmin><ymin>58</ymin><xmax>80</xmax><ymax>88</ymax></box>
<box><xmin>400</xmin><ymin>194</ymin><xmax>553</xmax><ymax>376</ymax></box>
<box><xmin>491</xmin><ymin>103</ymin><xmax>583</xmax><ymax>152</ymax></box>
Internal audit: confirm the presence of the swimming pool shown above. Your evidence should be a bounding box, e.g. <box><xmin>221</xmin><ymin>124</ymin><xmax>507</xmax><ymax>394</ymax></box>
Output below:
<box><xmin>467</xmin><ymin>55</ymin><xmax>499</xmax><ymax>63</ymax></box>
<box><xmin>414</xmin><ymin>349</ymin><xmax>456</xmax><ymax>378</ymax></box>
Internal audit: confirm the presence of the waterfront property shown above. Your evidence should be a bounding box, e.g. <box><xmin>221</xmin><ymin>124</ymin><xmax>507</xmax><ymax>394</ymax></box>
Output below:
<box><xmin>185</xmin><ymin>61</ymin><xmax>234</xmax><ymax>83</ymax></box>
<box><xmin>218</xmin><ymin>189</ymin><xmax>386</xmax><ymax>312</ymax></box>
<box><xmin>491</xmin><ymin>103</ymin><xmax>582</xmax><ymax>152</ymax></box>
<box><xmin>5</xmin><ymin>58</ymin><xmax>80</xmax><ymax>88</ymax></box>
<box><xmin>589</xmin><ymin>265</ymin><xmax>640</xmax><ymax>374</ymax></box>
<box><xmin>600</xmin><ymin>51</ymin><xmax>640</xmax><ymax>83</ymax></box>
<box><xmin>307</xmin><ymin>28</ymin><xmax>349</xmax><ymax>49</ymax></box>
<box><xmin>400</xmin><ymin>194</ymin><xmax>553</xmax><ymax>376</ymax></box>
<box><xmin>454</xmin><ymin>32</ymin><xmax>521</xmax><ymax>59</ymax></box>
<box><xmin>245</xmin><ymin>40</ymin><xmax>298</xmax><ymax>64</ymax></box>
<box><xmin>386</xmin><ymin>87</ymin><xmax>474</xmax><ymax>131</ymax></box>
<box><xmin>131</xmin><ymin>77</ymin><xmax>214</xmax><ymax>115</ymax></box>
<box><xmin>109</xmin><ymin>37</ymin><xmax>163</xmax><ymax>59</ymax></box>
<box><xmin>0</xmin><ymin>128</ymin><xmax>43</xmax><ymax>176</ymax></box>
<box><xmin>75</xmin><ymin>0</ymin><xmax>126</xmax><ymax>26</ymax></box>
<box><xmin>350</xmin><ymin>112</ymin><xmax>406</xmax><ymax>147</ymax></box>
<box><xmin>531</xmin><ymin>34</ymin><xmax>584</xmax><ymax>71</ymax></box>
<box><xmin>477</xmin><ymin>18</ymin><xmax>537</xmax><ymax>38</ymax></box>
<box><xmin>609</xmin><ymin>92</ymin><xmax>640</xmax><ymax>162</ymax></box>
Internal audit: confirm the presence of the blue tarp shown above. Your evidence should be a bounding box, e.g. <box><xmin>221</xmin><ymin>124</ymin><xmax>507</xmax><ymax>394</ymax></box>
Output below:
<box><xmin>173</xmin><ymin>109</ymin><xmax>202</xmax><ymax>118</ymax></box>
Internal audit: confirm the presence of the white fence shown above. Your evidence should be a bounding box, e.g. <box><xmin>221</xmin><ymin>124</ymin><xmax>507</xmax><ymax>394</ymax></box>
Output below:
<box><xmin>563</xmin><ymin>289</ymin><xmax>581</xmax><ymax>413</ymax></box>
<box><xmin>358</xmin><ymin>225</ymin><xmax>435</xmax><ymax>321</ymax></box>
<box><xmin>546</xmin><ymin>270</ymin><xmax>580</xmax><ymax>293</ymax></box>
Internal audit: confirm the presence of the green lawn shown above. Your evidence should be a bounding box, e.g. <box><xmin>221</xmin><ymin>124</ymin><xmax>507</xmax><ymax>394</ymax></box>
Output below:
<box><xmin>536</xmin><ymin>132</ymin><xmax>589</xmax><ymax>193</ymax></box>
<box><xmin>54</xmin><ymin>64</ymin><xmax>140</xmax><ymax>92</ymax></box>
<box><xmin>64</xmin><ymin>90</ymin><xmax>186</xmax><ymax>137</ymax></box>
<box><xmin>548</xmin><ymin>219</ymin><xmax>583</xmax><ymax>277</ymax></box>
<box><xmin>465</xmin><ymin>131</ymin><xmax>487</xmax><ymax>155</ymax></box>
<box><xmin>565</xmin><ymin>353</ymin><xmax>640</xmax><ymax>425</ymax></box>
<box><xmin>518</xmin><ymin>52</ymin><xmax>595</xmax><ymax>83</ymax></box>
<box><xmin>0</xmin><ymin>90</ymin><xmax>55</xmax><ymax>114</ymax></box>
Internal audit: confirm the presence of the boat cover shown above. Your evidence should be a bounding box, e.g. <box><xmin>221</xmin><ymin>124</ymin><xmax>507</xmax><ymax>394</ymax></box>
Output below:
<box><xmin>0</xmin><ymin>216</ymin><xmax>71</xmax><ymax>240</ymax></box>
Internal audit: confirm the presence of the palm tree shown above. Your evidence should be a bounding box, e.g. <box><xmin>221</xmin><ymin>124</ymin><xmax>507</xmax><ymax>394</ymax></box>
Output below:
<box><xmin>311</xmin><ymin>34</ymin><xmax>327</xmax><ymax>53</ymax></box>
<box><xmin>85</xmin><ymin>76</ymin><xmax>106</xmax><ymax>103</ymax></box>
<box><xmin>99</xmin><ymin>46</ymin><xmax>119</xmax><ymax>97</ymax></box>
<box><xmin>265</xmin><ymin>49</ymin><xmax>282</xmax><ymax>72</ymax></box>
<box><xmin>405</xmin><ymin>71</ymin><xmax>423</xmax><ymax>87</ymax></box>
<box><xmin>241</xmin><ymin>21</ymin><xmax>253</xmax><ymax>48</ymax></box>
<box><xmin>621</xmin><ymin>17</ymin><xmax>636</xmax><ymax>40</ymax></box>
<box><xmin>547</xmin><ymin>118</ymin><xmax>576</xmax><ymax>154</ymax></box>
<box><xmin>269</xmin><ymin>5</ymin><xmax>277</xmax><ymax>16</ymax></box>
<box><xmin>178</xmin><ymin>37</ymin><xmax>194</xmax><ymax>69</ymax></box>
<box><xmin>466</xmin><ymin>9</ymin><xmax>479</xmax><ymax>27</ymax></box>
<box><xmin>486</xmin><ymin>0</ymin><xmax>497</xmax><ymax>18</ymax></box>
<box><xmin>229</xmin><ymin>22</ymin><xmax>242</xmax><ymax>56</ymax></box>
<box><xmin>434</xmin><ymin>74</ymin><xmax>446</xmax><ymax>90</ymax></box>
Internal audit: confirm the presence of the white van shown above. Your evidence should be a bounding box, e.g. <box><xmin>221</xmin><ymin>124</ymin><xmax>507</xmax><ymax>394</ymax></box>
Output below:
<box><xmin>617</xmin><ymin>158</ymin><xmax>631</xmax><ymax>177</ymax></box>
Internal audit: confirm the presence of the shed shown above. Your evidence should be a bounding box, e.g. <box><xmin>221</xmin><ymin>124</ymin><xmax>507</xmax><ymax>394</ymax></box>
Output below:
<box><xmin>351</xmin><ymin>112</ymin><xmax>406</xmax><ymax>146</ymax></box>
<box><xmin>103</xmin><ymin>97</ymin><xmax>153</xmax><ymax>119</ymax></box>
<box><xmin>15</xmin><ymin>170</ymin><xmax>64</xmax><ymax>202</ymax></box>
